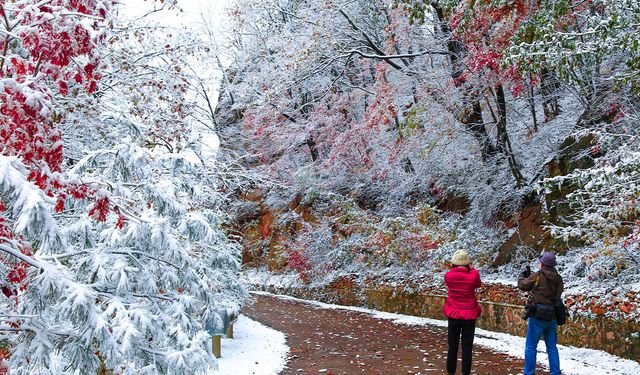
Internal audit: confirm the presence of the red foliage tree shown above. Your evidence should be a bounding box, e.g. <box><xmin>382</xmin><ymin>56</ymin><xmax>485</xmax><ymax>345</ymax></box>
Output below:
<box><xmin>0</xmin><ymin>0</ymin><xmax>116</xmax><ymax>305</ymax></box>
<box><xmin>448</xmin><ymin>0</ymin><xmax>531</xmax><ymax>93</ymax></box>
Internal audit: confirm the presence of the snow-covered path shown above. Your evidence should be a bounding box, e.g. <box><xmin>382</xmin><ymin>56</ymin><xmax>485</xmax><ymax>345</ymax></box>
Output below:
<box><xmin>213</xmin><ymin>315</ymin><xmax>289</xmax><ymax>374</ymax></box>
<box><xmin>244</xmin><ymin>292</ymin><xmax>640</xmax><ymax>375</ymax></box>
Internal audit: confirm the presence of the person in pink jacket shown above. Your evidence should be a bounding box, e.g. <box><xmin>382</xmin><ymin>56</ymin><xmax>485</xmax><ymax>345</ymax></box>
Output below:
<box><xmin>443</xmin><ymin>250</ymin><xmax>482</xmax><ymax>375</ymax></box>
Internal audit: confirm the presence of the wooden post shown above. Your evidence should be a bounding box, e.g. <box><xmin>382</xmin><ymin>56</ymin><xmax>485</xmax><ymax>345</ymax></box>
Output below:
<box><xmin>226</xmin><ymin>323</ymin><xmax>234</xmax><ymax>339</ymax></box>
<box><xmin>212</xmin><ymin>335</ymin><xmax>221</xmax><ymax>358</ymax></box>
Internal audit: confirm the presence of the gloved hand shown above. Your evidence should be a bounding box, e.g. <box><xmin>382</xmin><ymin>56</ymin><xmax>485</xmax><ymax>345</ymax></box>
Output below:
<box><xmin>520</xmin><ymin>265</ymin><xmax>531</xmax><ymax>279</ymax></box>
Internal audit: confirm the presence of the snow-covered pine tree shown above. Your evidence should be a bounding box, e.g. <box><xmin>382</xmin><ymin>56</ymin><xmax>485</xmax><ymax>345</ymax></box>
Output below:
<box><xmin>506</xmin><ymin>0</ymin><xmax>640</xmax><ymax>95</ymax></box>
<box><xmin>1</xmin><ymin>1</ymin><xmax>246</xmax><ymax>373</ymax></box>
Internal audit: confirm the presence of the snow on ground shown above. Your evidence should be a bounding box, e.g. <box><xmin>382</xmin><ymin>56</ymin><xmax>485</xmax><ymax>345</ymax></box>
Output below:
<box><xmin>243</xmin><ymin>268</ymin><xmax>303</xmax><ymax>290</ymax></box>
<box><xmin>212</xmin><ymin>315</ymin><xmax>289</xmax><ymax>375</ymax></box>
<box><xmin>252</xmin><ymin>291</ymin><xmax>640</xmax><ymax>375</ymax></box>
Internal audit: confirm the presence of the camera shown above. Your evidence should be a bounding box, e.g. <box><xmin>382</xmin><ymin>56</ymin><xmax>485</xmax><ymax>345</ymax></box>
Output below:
<box><xmin>521</xmin><ymin>265</ymin><xmax>531</xmax><ymax>278</ymax></box>
<box><xmin>521</xmin><ymin>303</ymin><xmax>535</xmax><ymax>320</ymax></box>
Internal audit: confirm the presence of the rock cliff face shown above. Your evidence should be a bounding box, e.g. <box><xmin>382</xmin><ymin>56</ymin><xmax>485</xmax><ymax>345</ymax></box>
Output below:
<box><xmin>235</xmin><ymin>131</ymin><xmax>598</xmax><ymax>273</ymax></box>
<box><xmin>235</xmin><ymin>189</ymin><xmax>319</xmax><ymax>273</ymax></box>
<box><xmin>491</xmin><ymin>97</ymin><xmax>633</xmax><ymax>265</ymax></box>
<box><xmin>493</xmin><ymin>133</ymin><xmax>600</xmax><ymax>266</ymax></box>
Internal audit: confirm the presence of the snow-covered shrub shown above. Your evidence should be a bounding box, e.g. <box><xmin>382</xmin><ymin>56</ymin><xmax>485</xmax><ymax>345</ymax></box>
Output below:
<box><xmin>275</xmin><ymin>197</ymin><xmax>500</xmax><ymax>282</ymax></box>
<box><xmin>540</xmin><ymin>100</ymin><xmax>640</xmax><ymax>285</ymax></box>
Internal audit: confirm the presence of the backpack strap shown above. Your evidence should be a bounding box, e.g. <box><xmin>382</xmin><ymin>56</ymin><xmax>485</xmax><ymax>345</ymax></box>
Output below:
<box><xmin>527</xmin><ymin>273</ymin><xmax>540</xmax><ymax>305</ymax></box>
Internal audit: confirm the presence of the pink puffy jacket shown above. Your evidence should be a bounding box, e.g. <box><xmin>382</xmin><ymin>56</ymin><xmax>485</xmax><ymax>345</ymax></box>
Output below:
<box><xmin>443</xmin><ymin>266</ymin><xmax>482</xmax><ymax>320</ymax></box>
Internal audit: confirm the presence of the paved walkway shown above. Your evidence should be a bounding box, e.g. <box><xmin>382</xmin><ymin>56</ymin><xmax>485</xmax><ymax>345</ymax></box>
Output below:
<box><xmin>244</xmin><ymin>293</ymin><xmax>528</xmax><ymax>374</ymax></box>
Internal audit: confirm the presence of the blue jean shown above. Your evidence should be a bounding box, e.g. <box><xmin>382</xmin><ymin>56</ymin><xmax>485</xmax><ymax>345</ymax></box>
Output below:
<box><xmin>524</xmin><ymin>317</ymin><xmax>561</xmax><ymax>375</ymax></box>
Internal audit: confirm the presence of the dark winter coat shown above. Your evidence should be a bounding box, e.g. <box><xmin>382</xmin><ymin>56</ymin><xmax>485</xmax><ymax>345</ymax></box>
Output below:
<box><xmin>443</xmin><ymin>266</ymin><xmax>482</xmax><ymax>320</ymax></box>
<box><xmin>518</xmin><ymin>267</ymin><xmax>564</xmax><ymax>306</ymax></box>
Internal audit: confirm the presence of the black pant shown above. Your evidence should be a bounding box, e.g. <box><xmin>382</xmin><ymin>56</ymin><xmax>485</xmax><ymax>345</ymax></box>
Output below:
<box><xmin>447</xmin><ymin>317</ymin><xmax>476</xmax><ymax>375</ymax></box>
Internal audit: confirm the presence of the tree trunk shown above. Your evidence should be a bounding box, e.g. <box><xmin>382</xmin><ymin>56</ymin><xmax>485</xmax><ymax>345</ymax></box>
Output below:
<box><xmin>464</xmin><ymin>98</ymin><xmax>497</xmax><ymax>160</ymax></box>
<box><xmin>526</xmin><ymin>74</ymin><xmax>539</xmax><ymax>133</ymax></box>
<box><xmin>401</xmin><ymin>156</ymin><xmax>415</xmax><ymax>173</ymax></box>
<box><xmin>495</xmin><ymin>85</ymin><xmax>524</xmax><ymax>187</ymax></box>
<box><xmin>304</xmin><ymin>138</ymin><xmax>319</xmax><ymax>162</ymax></box>
<box><xmin>432</xmin><ymin>3</ymin><xmax>497</xmax><ymax>160</ymax></box>
<box><xmin>540</xmin><ymin>67</ymin><xmax>561</xmax><ymax>121</ymax></box>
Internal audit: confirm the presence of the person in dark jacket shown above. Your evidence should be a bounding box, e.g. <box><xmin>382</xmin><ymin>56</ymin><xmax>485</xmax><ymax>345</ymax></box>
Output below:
<box><xmin>518</xmin><ymin>252</ymin><xmax>564</xmax><ymax>375</ymax></box>
<box><xmin>444</xmin><ymin>250</ymin><xmax>482</xmax><ymax>375</ymax></box>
